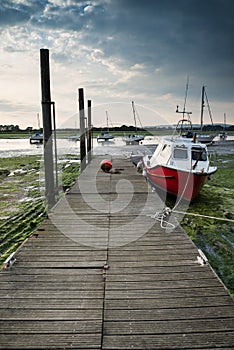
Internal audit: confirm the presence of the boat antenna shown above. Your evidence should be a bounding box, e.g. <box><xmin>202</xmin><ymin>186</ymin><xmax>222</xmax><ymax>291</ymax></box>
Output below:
<box><xmin>176</xmin><ymin>76</ymin><xmax>192</xmax><ymax>119</ymax></box>
<box><xmin>183</xmin><ymin>76</ymin><xmax>189</xmax><ymax>115</ymax></box>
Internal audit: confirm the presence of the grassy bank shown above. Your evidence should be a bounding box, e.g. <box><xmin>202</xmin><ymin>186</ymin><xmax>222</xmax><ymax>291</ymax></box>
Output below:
<box><xmin>0</xmin><ymin>155</ymin><xmax>80</xmax><ymax>265</ymax></box>
<box><xmin>0</xmin><ymin>133</ymin><xmax>31</xmax><ymax>139</ymax></box>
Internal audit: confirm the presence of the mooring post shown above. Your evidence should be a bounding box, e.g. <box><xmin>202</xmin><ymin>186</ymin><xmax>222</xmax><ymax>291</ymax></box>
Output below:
<box><xmin>79</xmin><ymin>88</ymin><xmax>86</xmax><ymax>171</ymax></box>
<box><xmin>87</xmin><ymin>99</ymin><xmax>92</xmax><ymax>163</ymax></box>
<box><xmin>40</xmin><ymin>48</ymin><xmax>55</xmax><ymax>208</ymax></box>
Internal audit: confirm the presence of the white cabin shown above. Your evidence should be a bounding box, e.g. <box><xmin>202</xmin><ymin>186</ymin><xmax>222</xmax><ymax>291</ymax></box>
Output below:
<box><xmin>148</xmin><ymin>137</ymin><xmax>212</xmax><ymax>174</ymax></box>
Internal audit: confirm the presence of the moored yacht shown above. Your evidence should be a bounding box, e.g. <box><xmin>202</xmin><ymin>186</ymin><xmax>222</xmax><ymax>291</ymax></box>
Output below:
<box><xmin>142</xmin><ymin>133</ymin><xmax>217</xmax><ymax>201</ymax></box>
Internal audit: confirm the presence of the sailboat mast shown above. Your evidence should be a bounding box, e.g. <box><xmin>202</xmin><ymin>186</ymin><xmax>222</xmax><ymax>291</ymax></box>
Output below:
<box><xmin>224</xmin><ymin>113</ymin><xmax>226</xmax><ymax>130</ymax></box>
<box><xmin>200</xmin><ymin>85</ymin><xmax>205</xmax><ymax>132</ymax></box>
<box><xmin>132</xmin><ymin>101</ymin><xmax>137</xmax><ymax>132</ymax></box>
<box><xmin>106</xmin><ymin>110</ymin><xmax>109</xmax><ymax>132</ymax></box>
<box><xmin>37</xmin><ymin>113</ymin><xmax>41</xmax><ymax>130</ymax></box>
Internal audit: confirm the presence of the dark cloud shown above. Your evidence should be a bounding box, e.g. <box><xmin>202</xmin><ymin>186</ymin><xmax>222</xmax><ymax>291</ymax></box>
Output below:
<box><xmin>1</xmin><ymin>0</ymin><xmax>234</xmax><ymax>102</ymax></box>
<box><xmin>0</xmin><ymin>0</ymin><xmax>45</xmax><ymax>27</ymax></box>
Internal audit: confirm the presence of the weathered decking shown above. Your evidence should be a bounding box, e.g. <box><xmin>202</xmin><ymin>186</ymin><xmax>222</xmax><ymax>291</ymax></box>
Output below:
<box><xmin>0</xmin><ymin>156</ymin><xmax>233</xmax><ymax>349</ymax></box>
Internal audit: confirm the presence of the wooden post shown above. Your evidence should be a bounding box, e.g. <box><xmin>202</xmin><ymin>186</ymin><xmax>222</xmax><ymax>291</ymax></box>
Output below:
<box><xmin>79</xmin><ymin>88</ymin><xmax>86</xmax><ymax>171</ymax></box>
<box><xmin>87</xmin><ymin>99</ymin><xmax>92</xmax><ymax>163</ymax></box>
<box><xmin>40</xmin><ymin>48</ymin><xmax>55</xmax><ymax>208</ymax></box>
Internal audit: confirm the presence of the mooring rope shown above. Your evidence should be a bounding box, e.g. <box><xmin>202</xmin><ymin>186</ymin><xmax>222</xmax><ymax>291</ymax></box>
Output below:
<box><xmin>173</xmin><ymin>210</ymin><xmax>234</xmax><ymax>223</ymax></box>
<box><xmin>147</xmin><ymin>207</ymin><xmax>174</xmax><ymax>229</ymax></box>
<box><xmin>148</xmin><ymin>205</ymin><xmax>234</xmax><ymax>230</ymax></box>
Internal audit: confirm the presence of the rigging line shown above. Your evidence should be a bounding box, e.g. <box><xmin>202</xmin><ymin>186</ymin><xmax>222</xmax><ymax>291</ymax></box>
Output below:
<box><xmin>173</xmin><ymin>210</ymin><xmax>234</xmax><ymax>223</ymax></box>
<box><xmin>171</xmin><ymin>157</ymin><xmax>193</xmax><ymax>212</ymax></box>
<box><xmin>135</xmin><ymin>106</ymin><xmax>144</xmax><ymax>130</ymax></box>
<box><xmin>204</xmin><ymin>89</ymin><xmax>214</xmax><ymax>126</ymax></box>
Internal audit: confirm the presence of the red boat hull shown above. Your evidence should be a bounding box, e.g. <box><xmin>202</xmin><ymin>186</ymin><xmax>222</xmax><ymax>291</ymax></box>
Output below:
<box><xmin>144</xmin><ymin>165</ymin><xmax>209</xmax><ymax>201</ymax></box>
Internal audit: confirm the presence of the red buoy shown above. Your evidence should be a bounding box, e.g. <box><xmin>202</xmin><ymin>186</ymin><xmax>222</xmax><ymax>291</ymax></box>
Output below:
<box><xmin>100</xmin><ymin>159</ymin><xmax>112</xmax><ymax>173</ymax></box>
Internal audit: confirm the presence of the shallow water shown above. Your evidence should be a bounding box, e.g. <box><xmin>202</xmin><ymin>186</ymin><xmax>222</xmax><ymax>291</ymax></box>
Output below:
<box><xmin>0</xmin><ymin>135</ymin><xmax>233</xmax><ymax>158</ymax></box>
<box><xmin>0</xmin><ymin>136</ymin><xmax>158</xmax><ymax>158</ymax></box>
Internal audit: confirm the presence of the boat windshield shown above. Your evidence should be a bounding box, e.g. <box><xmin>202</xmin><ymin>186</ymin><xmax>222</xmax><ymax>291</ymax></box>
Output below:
<box><xmin>173</xmin><ymin>146</ymin><xmax>188</xmax><ymax>159</ymax></box>
<box><xmin>192</xmin><ymin>147</ymin><xmax>207</xmax><ymax>161</ymax></box>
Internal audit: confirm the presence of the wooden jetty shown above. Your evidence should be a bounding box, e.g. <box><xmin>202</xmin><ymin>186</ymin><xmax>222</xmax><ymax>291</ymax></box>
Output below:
<box><xmin>0</xmin><ymin>156</ymin><xmax>233</xmax><ymax>349</ymax></box>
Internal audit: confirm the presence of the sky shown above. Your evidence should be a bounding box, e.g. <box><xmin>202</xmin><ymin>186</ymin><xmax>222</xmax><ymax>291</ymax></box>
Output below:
<box><xmin>0</xmin><ymin>0</ymin><xmax>234</xmax><ymax>129</ymax></box>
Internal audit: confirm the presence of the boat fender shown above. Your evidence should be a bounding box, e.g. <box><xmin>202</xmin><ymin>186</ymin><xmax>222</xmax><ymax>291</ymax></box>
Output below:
<box><xmin>142</xmin><ymin>169</ymin><xmax>147</xmax><ymax>178</ymax></box>
<box><xmin>137</xmin><ymin>160</ymin><xmax>143</xmax><ymax>173</ymax></box>
<box><xmin>100</xmin><ymin>159</ymin><xmax>112</xmax><ymax>173</ymax></box>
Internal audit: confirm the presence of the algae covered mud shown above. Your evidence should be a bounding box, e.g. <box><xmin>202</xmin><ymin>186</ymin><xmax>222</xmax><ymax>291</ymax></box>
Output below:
<box><xmin>0</xmin><ymin>154</ymin><xmax>80</xmax><ymax>265</ymax></box>
<box><xmin>179</xmin><ymin>152</ymin><xmax>234</xmax><ymax>294</ymax></box>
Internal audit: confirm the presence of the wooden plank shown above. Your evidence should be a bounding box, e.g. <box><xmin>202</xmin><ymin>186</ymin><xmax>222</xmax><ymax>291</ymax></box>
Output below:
<box><xmin>104</xmin><ymin>295</ymin><xmax>234</xmax><ymax>309</ymax></box>
<box><xmin>102</xmin><ymin>333</ymin><xmax>234</xmax><ymax>349</ymax></box>
<box><xmin>0</xmin><ymin>308</ymin><xmax>102</xmax><ymax>320</ymax></box>
<box><xmin>0</xmin><ymin>298</ymin><xmax>103</xmax><ymax>309</ymax></box>
<box><xmin>0</xmin><ymin>320</ymin><xmax>101</xmax><ymax>333</ymax></box>
<box><xmin>0</xmin><ymin>290</ymin><xmax>103</xmax><ymax>299</ymax></box>
<box><xmin>0</xmin><ymin>334</ymin><xmax>101</xmax><ymax>349</ymax></box>
<box><xmin>104</xmin><ymin>318</ymin><xmax>234</xmax><ymax>335</ymax></box>
<box><xmin>105</xmin><ymin>287</ymin><xmax>230</xmax><ymax>299</ymax></box>
<box><xmin>104</xmin><ymin>305</ymin><xmax>234</xmax><ymax>321</ymax></box>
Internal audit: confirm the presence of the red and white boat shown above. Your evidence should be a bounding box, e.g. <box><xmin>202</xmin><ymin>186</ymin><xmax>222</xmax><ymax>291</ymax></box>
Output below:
<box><xmin>142</xmin><ymin>133</ymin><xmax>217</xmax><ymax>201</ymax></box>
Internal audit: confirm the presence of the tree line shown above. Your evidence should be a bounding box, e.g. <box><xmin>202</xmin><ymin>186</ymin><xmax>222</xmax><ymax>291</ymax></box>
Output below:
<box><xmin>0</xmin><ymin>125</ymin><xmax>39</xmax><ymax>133</ymax></box>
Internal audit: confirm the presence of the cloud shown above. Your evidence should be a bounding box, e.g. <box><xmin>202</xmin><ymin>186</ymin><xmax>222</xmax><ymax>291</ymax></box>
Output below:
<box><xmin>0</xmin><ymin>0</ymin><xmax>234</xmax><ymax>128</ymax></box>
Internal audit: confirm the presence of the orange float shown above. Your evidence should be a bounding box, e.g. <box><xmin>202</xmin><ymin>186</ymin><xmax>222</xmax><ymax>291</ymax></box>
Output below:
<box><xmin>100</xmin><ymin>159</ymin><xmax>112</xmax><ymax>173</ymax></box>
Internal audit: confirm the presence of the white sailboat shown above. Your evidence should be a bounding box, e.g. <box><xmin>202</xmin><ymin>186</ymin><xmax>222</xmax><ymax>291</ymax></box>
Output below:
<box><xmin>180</xmin><ymin>84</ymin><xmax>216</xmax><ymax>145</ymax></box>
<box><xmin>123</xmin><ymin>101</ymin><xmax>145</xmax><ymax>144</ymax></box>
<box><xmin>196</xmin><ymin>85</ymin><xmax>216</xmax><ymax>144</ymax></box>
<box><xmin>97</xmin><ymin>111</ymin><xmax>115</xmax><ymax>142</ymax></box>
<box><xmin>219</xmin><ymin>113</ymin><xmax>228</xmax><ymax>140</ymax></box>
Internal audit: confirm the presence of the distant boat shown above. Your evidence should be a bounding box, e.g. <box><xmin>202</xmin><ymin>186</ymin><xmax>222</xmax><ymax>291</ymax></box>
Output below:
<box><xmin>178</xmin><ymin>85</ymin><xmax>216</xmax><ymax>145</ymax></box>
<box><xmin>29</xmin><ymin>132</ymin><xmax>43</xmax><ymax>144</ymax></box>
<box><xmin>68</xmin><ymin>135</ymin><xmax>80</xmax><ymax>141</ymax></box>
<box><xmin>123</xmin><ymin>101</ymin><xmax>145</xmax><ymax>144</ymax></box>
<box><xmin>123</xmin><ymin>133</ymin><xmax>145</xmax><ymax>144</ymax></box>
<box><xmin>220</xmin><ymin>113</ymin><xmax>228</xmax><ymax>140</ymax></box>
<box><xmin>97</xmin><ymin>111</ymin><xmax>115</xmax><ymax>142</ymax></box>
<box><xmin>220</xmin><ymin>131</ymin><xmax>227</xmax><ymax>140</ymax></box>
<box><xmin>142</xmin><ymin>116</ymin><xmax>217</xmax><ymax>201</ymax></box>
<box><xmin>196</xmin><ymin>85</ymin><xmax>216</xmax><ymax>144</ymax></box>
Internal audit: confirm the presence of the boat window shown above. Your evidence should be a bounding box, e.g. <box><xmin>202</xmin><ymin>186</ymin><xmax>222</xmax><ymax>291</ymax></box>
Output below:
<box><xmin>162</xmin><ymin>144</ymin><xmax>167</xmax><ymax>151</ymax></box>
<box><xmin>192</xmin><ymin>147</ymin><xmax>207</xmax><ymax>161</ymax></box>
<box><xmin>173</xmin><ymin>146</ymin><xmax>188</xmax><ymax>159</ymax></box>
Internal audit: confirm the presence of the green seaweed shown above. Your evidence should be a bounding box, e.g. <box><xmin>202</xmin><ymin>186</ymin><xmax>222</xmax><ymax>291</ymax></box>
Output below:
<box><xmin>179</xmin><ymin>154</ymin><xmax>234</xmax><ymax>295</ymax></box>
<box><xmin>0</xmin><ymin>155</ymin><xmax>80</xmax><ymax>266</ymax></box>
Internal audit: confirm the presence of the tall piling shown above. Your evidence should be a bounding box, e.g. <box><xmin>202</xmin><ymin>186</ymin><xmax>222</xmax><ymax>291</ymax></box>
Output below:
<box><xmin>87</xmin><ymin>99</ymin><xmax>92</xmax><ymax>163</ymax></box>
<box><xmin>79</xmin><ymin>88</ymin><xmax>86</xmax><ymax>171</ymax></box>
<box><xmin>40</xmin><ymin>48</ymin><xmax>55</xmax><ymax>208</ymax></box>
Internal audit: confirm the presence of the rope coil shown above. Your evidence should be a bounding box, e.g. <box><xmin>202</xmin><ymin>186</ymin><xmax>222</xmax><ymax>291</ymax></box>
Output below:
<box><xmin>147</xmin><ymin>207</ymin><xmax>175</xmax><ymax>229</ymax></box>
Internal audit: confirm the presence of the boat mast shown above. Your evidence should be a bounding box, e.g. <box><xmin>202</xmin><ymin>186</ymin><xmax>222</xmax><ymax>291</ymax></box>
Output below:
<box><xmin>200</xmin><ymin>85</ymin><xmax>205</xmax><ymax>132</ymax></box>
<box><xmin>37</xmin><ymin>113</ymin><xmax>41</xmax><ymax>130</ymax></box>
<box><xmin>106</xmin><ymin>110</ymin><xmax>109</xmax><ymax>132</ymax></box>
<box><xmin>132</xmin><ymin>101</ymin><xmax>137</xmax><ymax>133</ymax></box>
<box><xmin>224</xmin><ymin>113</ymin><xmax>226</xmax><ymax>130</ymax></box>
